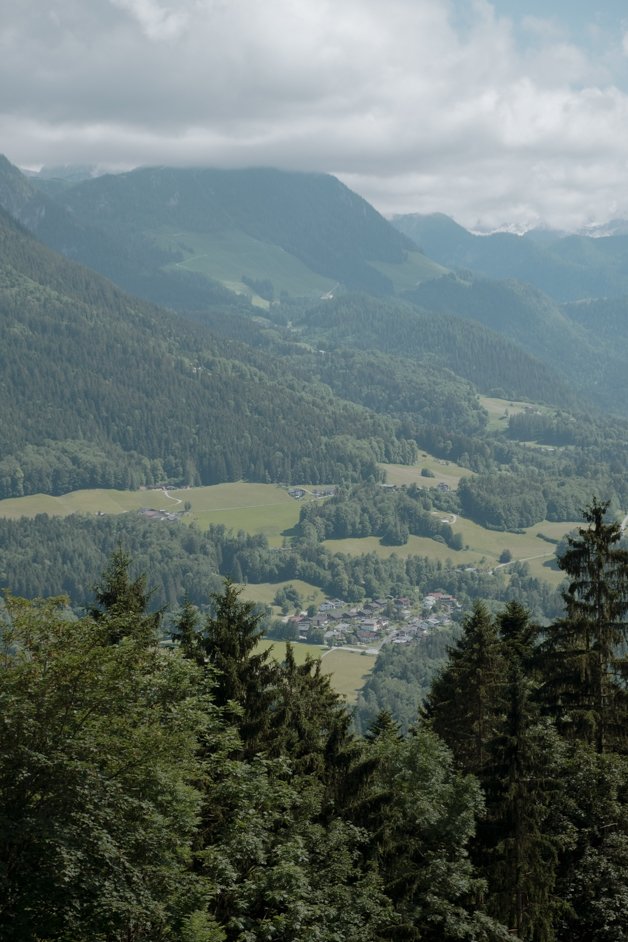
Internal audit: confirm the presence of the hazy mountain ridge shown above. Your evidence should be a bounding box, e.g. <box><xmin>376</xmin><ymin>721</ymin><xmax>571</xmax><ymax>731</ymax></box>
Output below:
<box><xmin>43</xmin><ymin>164</ymin><xmax>435</xmax><ymax>297</ymax></box>
<box><xmin>2</xmin><ymin>152</ymin><xmax>628</xmax><ymax>506</ymax></box>
<box><xmin>392</xmin><ymin>210</ymin><xmax>628</xmax><ymax>301</ymax></box>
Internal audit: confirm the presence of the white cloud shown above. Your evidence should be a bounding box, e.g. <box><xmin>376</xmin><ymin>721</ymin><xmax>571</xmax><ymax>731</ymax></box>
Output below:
<box><xmin>3</xmin><ymin>0</ymin><xmax>628</xmax><ymax>228</ymax></box>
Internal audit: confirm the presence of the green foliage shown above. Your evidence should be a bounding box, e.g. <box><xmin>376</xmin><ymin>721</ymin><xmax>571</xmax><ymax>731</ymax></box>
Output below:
<box><xmin>370</xmin><ymin>725</ymin><xmax>510</xmax><ymax>942</ymax></box>
<box><xmin>303</xmin><ymin>293</ymin><xmax>574</xmax><ymax>408</ymax></box>
<box><xmin>0</xmin><ymin>593</ymin><xmax>209</xmax><ymax>942</ymax></box>
<box><xmin>459</xmin><ymin>473</ymin><xmax>548</xmax><ymax>529</ymax></box>
<box><xmin>1</xmin><ymin>523</ymin><xmax>627</xmax><ymax>942</ymax></box>
<box><xmin>355</xmin><ymin>628</ymin><xmax>453</xmax><ymax>735</ymax></box>
<box><xmin>297</xmin><ymin>481</ymin><xmax>460</xmax><ymax>548</ymax></box>
<box><xmin>0</xmin><ymin>510</ymin><xmax>564</xmax><ymax>618</ymax></box>
<box><xmin>52</xmin><ymin>165</ymin><xmax>415</xmax><ymax>295</ymax></box>
<box><xmin>0</xmin><ymin>208</ymin><xmax>418</xmax><ymax>497</ymax></box>
<box><xmin>542</xmin><ymin>499</ymin><xmax>628</xmax><ymax>753</ymax></box>
<box><xmin>425</xmin><ymin>601</ymin><xmax>507</xmax><ymax>777</ymax></box>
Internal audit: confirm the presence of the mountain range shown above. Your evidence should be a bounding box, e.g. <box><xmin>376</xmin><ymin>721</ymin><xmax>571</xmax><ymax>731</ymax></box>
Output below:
<box><xmin>1</xmin><ymin>153</ymin><xmax>628</xmax><ymax>502</ymax></box>
<box><xmin>392</xmin><ymin>211</ymin><xmax>628</xmax><ymax>302</ymax></box>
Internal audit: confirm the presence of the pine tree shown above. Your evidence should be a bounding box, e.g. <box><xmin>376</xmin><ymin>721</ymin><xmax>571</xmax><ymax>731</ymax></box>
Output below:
<box><xmin>542</xmin><ymin>499</ymin><xmax>628</xmax><ymax>753</ymax></box>
<box><xmin>89</xmin><ymin>547</ymin><xmax>161</xmax><ymax>643</ymax></box>
<box><xmin>484</xmin><ymin>658</ymin><xmax>563</xmax><ymax>941</ymax></box>
<box><xmin>423</xmin><ymin>600</ymin><xmax>506</xmax><ymax>779</ymax></box>
<box><xmin>193</xmin><ymin>580</ymin><xmax>278</xmax><ymax>757</ymax></box>
<box><xmin>174</xmin><ymin>597</ymin><xmax>203</xmax><ymax>664</ymax></box>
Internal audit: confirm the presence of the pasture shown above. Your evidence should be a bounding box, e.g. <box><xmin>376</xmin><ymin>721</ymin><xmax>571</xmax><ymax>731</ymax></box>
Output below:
<box><xmin>324</xmin><ymin>516</ymin><xmax>579</xmax><ymax>589</ymax></box>
<box><xmin>479</xmin><ymin>395</ymin><xmax>553</xmax><ymax>433</ymax></box>
<box><xmin>0</xmin><ymin>478</ymin><xmax>578</xmax><ymax>591</ymax></box>
<box><xmin>0</xmin><ymin>482</ymin><xmax>304</xmax><ymax>546</ymax></box>
<box><xmin>380</xmin><ymin>456</ymin><xmax>472</xmax><ymax>489</ymax></box>
<box><xmin>320</xmin><ymin>649</ymin><xmax>378</xmax><ymax>703</ymax></box>
<box><xmin>239</xmin><ymin>580</ymin><xmax>325</xmax><ymax>609</ymax></box>
<box><xmin>157</xmin><ymin>226</ymin><xmax>333</xmax><ymax>298</ymax></box>
<box><xmin>256</xmin><ymin>639</ymin><xmax>324</xmax><ymax>666</ymax></box>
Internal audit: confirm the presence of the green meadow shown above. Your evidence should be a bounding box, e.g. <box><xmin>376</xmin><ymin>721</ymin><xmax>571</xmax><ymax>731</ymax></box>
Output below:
<box><xmin>320</xmin><ymin>649</ymin><xmax>378</xmax><ymax>703</ymax></box>
<box><xmin>0</xmin><ymin>471</ymin><xmax>577</xmax><ymax>592</ymax></box>
<box><xmin>479</xmin><ymin>395</ymin><xmax>553</xmax><ymax>433</ymax></box>
<box><xmin>370</xmin><ymin>250</ymin><xmax>447</xmax><ymax>292</ymax></box>
<box><xmin>255</xmin><ymin>638</ymin><xmax>324</xmax><ymax>666</ymax></box>
<box><xmin>0</xmin><ymin>482</ymin><xmax>303</xmax><ymax>547</ymax></box>
<box><xmin>157</xmin><ymin>227</ymin><xmax>334</xmax><ymax>298</ymax></box>
<box><xmin>324</xmin><ymin>516</ymin><xmax>577</xmax><ymax>590</ymax></box>
<box><xmin>156</xmin><ymin>228</ymin><xmax>446</xmax><ymax>301</ymax></box>
<box><xmin>239</xmin><ymin>580</ymin><xmax>325</xmax><ymax>610</ymax></box>
<box><xmin>379</xmin><ymin>457</ymin><xmax>472</xmax><ymax>489</ymax></box>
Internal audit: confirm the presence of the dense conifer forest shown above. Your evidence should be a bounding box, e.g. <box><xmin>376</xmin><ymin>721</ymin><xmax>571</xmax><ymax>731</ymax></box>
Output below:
<box><xmin>2</xmin><ymin>502</ymin><xmax>627</xmax><ymax>940</ymax></box>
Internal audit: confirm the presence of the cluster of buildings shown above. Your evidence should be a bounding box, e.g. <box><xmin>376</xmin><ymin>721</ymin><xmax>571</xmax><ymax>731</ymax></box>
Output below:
<box><xmin>286</xmin><ymin>591</ymin><xmax>461</xmax><ymax>650</ymax></box>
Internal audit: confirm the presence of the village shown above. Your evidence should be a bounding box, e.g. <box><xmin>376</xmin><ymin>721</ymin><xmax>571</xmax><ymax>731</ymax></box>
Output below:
<box><xmin>282</xmin><ymin>590</ymin><xmax>462</xmax><ymax>651</ymax></box>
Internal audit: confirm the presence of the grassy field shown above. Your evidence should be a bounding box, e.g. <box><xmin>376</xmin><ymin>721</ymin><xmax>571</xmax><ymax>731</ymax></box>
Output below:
<box><xmin>479</xmin><ymin>395</ymin><xmax>553</xmax><ymax>433</ymax></box>
<box><xmin>379</xmin><ymin>456</ymin><xmax>472</xmax><ymax>489</ymax></box>
<box><xmin>157</xmin><ymin>226</ymin><xmax>334</xmax><ymax>298</ymax></box>
<box><xmin>0</xmin><ymin>482</ymin><xmax>304</xmax><ymax>546</ymax></box>
<box><xmin>0</xmin><ymin>488</ymin><xmax>153</xmax><ymax>519</ymax></box>
<box><xmin>254</xmin><ymin>640</ymin><xmax>376</xmax><ymax>703</ymax></box>
<box><xmin>320</xmin><ymin>649</ymin><xmax>378</xmax><ymax>703</ymax></box>
<box><xmin>239</xmin><ymin>580</ymin><xmax>325</xmax><ymax>609</ymax></box>
<box><xmin>156</xmin><ymin>227</ymin><xmax>447</xmax><ymax>301</ymax></box>
<box><xmin>0</xmin><ymin>477</ymin><xmax>578</xmax><ymax>591</ymax></box>
<box><xmin>256</xmin><ymin>638</ymin><xmax>324</xmax><ymax>665</ymax></box>
<box><xmin>324</xmin><ymin>516</ymin><xmax>579</xmax><ymax>589</ymax></box>
<box><xmin>370</xmin><ymin>250</ymin><xmax>447</xmax><ymax>292</ymax></box>
<box><xmin>184</xmin><ymin>484</ymin><xmax>300</xmax><ymax>545</ymax></box>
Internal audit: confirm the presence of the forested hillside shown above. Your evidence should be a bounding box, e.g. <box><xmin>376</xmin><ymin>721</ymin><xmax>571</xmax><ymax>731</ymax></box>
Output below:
<box><xmin>407</xmin><ymin>273</ymin><xmax>628</xmax><ymax>412</ymax></box>
<box><xmin>17</xmin><ymin>159</ymin><xmax>444</xmax><ymax>299</ymax></box>
<box><xmin>0</xmin><ymin>207</ymin><xmax>417</xmax><ymax>497</ymax></box>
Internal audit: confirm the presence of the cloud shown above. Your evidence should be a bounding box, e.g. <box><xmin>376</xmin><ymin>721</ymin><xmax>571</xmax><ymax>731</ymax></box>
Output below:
<box><xmin>109</xmin><ymin>0</ymin><xmax>189</xmax><ymax>41</ymax></box>
<box><xmin>3</xmin><ymin>0</ymin><xmax>628</xmax><ymax>228</ymax></box>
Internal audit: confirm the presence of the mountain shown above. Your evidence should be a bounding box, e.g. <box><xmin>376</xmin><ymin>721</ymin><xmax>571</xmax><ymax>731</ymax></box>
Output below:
<box><xmin>392</xmin><ymin>211</ymin><xmax>628</xmax><ymax>301</ymax></box>
<box><xmin>0</xmin><ymin>155</ymin><xmax>244</xmax><ymax>312</ymax></box>
<box><xmin>0</xmin><ymin>205</ymin><xmax>415</xmax><ymax>499</ymax></box>
<box><xmin>297</xmin><ymin>294</ymin><xmax>578</xmax><ymax>409</ymax></box>
<box><xmin>25</xmin><ymin>161</ymin><xmax>445</xmax><ymax>300</ymax></box>
<box><xmin>405</xmin><ymin>273</ymin><xmax>628</xmax><ymax>413</ymax></box>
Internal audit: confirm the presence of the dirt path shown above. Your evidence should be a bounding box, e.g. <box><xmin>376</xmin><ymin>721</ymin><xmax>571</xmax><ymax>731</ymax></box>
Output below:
<box><xmin>159</xmin><ymin>487</ymin><xmax>182</xmax><ymax>511</ymax></box>
<box><xmin>494</xmin><ymin>551</ymin><xmax>553</xmax><ymax>570</ymax></box>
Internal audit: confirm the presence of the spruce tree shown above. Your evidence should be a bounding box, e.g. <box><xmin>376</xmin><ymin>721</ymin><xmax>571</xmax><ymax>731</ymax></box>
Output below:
<box><xmin>423</xmin><ymin>600</ymin><xmax>506</xmax><ymax>779</ymax></box>
<box><xmin>484</xmin><ymin>658</ymin><xmax>563</xmax><ymax>941</ymax></box>
<box><xmin>89</xmin><ymin>547</ymin><xmax>161</xmax><ymax>643</ymax></box>
<box><xmin>542</xmin><ymin>499</ymin><xmax>628</xmax><ymax>753</ymax></box>
<box><xmin>192</xmin><ymin>580</ymin><xmax>278</xmax><ymax>757</ymax></box>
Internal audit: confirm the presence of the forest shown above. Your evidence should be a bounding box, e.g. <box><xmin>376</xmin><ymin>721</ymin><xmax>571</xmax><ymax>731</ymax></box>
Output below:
<box><xmin>0</xmin><ymin>508</ymin><xmax>562</xmax><ymax>619</ymax></box>
<box><xmin>2</xmin><ymin>499</ymin><xmax>627</xmax><ymax>941</ymax></box>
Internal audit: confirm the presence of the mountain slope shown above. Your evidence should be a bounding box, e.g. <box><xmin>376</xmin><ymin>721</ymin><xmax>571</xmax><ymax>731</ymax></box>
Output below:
<box><xmin>0</xmin><ymin>206</ymin><xmax>414</xmax><ymax>498</ymax></box>
<box><xmin>405</xmin><ymin>274</ymin><xmax>628</xmax><ymax>412</ymax></box>
<box><xmin>297</xmin><ymin>294</ymin><xmax>578</xmax><ymax>409</ymax></box>
<box><xmin>37</xmin><ymin>163</ymin><xmax>444</xmax><ymax>299</ymax></box>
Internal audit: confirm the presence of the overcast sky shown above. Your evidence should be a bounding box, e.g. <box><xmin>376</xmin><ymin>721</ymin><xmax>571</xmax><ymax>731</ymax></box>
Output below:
<box><xmin>3</xmin><ymin>0</ymin><xmax>628</xmax><ymax>230</ymax></box>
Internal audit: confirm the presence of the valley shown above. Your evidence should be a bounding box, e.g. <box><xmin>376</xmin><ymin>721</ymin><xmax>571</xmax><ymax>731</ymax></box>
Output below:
<box><xmin>1</xmin><ymin>151</ymin><xmax>627</xmax><ymax>694</ymax></box>
<box><xmin>2</xmin><ymin>152</ymin><xmax>628</xmax><ymax>942</ymax></box>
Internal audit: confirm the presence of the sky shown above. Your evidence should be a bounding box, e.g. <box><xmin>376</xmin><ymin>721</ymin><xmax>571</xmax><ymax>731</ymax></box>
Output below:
<box><xmin>3</xmin><ymin>0</ymin><xmax>628</xmax><ymax>230</ymax></box>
